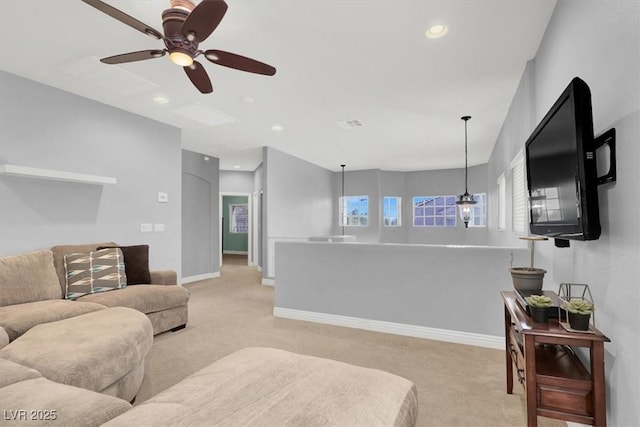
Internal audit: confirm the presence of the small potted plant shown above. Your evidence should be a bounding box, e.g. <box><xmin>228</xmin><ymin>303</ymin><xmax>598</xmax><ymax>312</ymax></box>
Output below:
<box><xmin>525</xmin><ymin>294</ymin><xmax>553</xmax><ymax>323</ymax></box>
<box><xmin>510</xmin><ymin>236</ymin><xmax>547</xmax><ymax>291</ymax></box>
<box><xmin>562</xmin><ymin>299</ymin><xmax>594</xmax><ymax>331</ymax></box>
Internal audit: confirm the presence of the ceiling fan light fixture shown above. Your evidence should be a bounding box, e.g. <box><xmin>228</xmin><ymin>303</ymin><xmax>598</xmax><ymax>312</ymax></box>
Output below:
<box><xmin>169</xmin><ymin>50</ymin><xmax>194</xmax><ymax>67</ymax></box>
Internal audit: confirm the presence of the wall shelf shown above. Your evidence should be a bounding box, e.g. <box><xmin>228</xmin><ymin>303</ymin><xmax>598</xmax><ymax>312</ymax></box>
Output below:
<box><xmin>0</xmin><ymin>164</ymin><xmax>116</xmax><ymax>185</ymax></box>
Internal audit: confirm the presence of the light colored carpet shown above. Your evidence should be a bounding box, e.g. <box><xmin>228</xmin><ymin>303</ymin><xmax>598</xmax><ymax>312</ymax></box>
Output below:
<box><xmin>139</xmin><ymin>255</ymin><xmax>563</xmax><ymax>427</ymax></box>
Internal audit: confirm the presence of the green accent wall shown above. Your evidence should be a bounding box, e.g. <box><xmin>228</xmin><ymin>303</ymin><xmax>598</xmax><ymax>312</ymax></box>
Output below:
<box><xmin>222</xmin><ymin>195</ymin><xmax>248</xmax><ymax>253</ymax></box>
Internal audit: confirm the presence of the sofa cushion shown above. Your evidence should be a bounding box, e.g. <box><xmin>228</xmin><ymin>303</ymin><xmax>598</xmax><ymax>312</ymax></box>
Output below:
<box><xmin>0</xmin><ymin>358</ymin><xmax>42</xmax><ymax>388</ymax></box>
<box><xmin>76</xmin><ymin>284</ymin><xmax>189</xmax><ymax>314</ymax></box>
<box><xmin>51</xmin><ymin>242</ymin><xmax>116</xmax><ymax>297</ymax></box>
<box><xmin>0</xmin><ymin>327</ymin><xmax>9</xmax><ymax>350</ymax></box>
<box><xmin>98</xmin><ymin>245</ymin><xmax>151</xmax><ymax>285</ymax></box>
<box><xmin>0</xmin><ymin>250</ymin><xmax>61</xmax><ymax>306</ymax></box>
<box><xmin>0</xmin><ymin>307</ymin><xmax>153</xmax><ymax>395</ymax></box>
<box><xmin>0</xmin><ymin>377</ymin><xmax>132</xmax><ymax>427</ymax></box>
<box><xmin>0</xmin><ymin>299</ymin><xmax>106</xmax><ymax>342</ymax></box>
<box><xmin>64</xmin><ymin>248</ymin><xmax>127</xmax><ymax>299</ymax></box>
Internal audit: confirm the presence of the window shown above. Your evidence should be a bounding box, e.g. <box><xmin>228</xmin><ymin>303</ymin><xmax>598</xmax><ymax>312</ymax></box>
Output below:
<box><xmin>230</xmin><ymin>204</ymin><xmax>248</xmax><ymax>233</ymax></box>
<box><xmin>383</xmin><ymin>197</ymin><xmax>401</xmax><ymax>226</ymax></box>
<box><xmin>412</xmin><ymin>195</ymin><xmax>457</xmax><ymax>227</ymax></box>
<box><xmin>339</xmin><ymin>196</ymin><xmax>368</xmax><ymax>226</ymax></box>
<box><xmin>497</xmin><ymin>174</ymin><xmax>506</xmax><ymax>230</ymax></box>
<box><xmin>511</xmin><ymin>151</ymin><xmax>526</xmax><ymax>233</ymax></box>
<box><xmin>468</xmin><ymin>193</ymin><xmax>487</xmax><ymax>227</ymax></box>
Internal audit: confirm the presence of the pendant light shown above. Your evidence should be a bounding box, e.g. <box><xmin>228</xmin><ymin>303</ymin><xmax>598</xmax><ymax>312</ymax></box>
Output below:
<box><xmin>456</xmin><ymin>116</ymin><xmax>476</xmax><ymax>228</ymax></box>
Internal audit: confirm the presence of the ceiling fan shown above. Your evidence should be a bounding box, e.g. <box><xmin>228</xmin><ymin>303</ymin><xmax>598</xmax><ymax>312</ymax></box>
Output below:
<box><xmin>82</xmin><ymin>0</ymin><xmax>276</xmax><ymax>93</ymax></box>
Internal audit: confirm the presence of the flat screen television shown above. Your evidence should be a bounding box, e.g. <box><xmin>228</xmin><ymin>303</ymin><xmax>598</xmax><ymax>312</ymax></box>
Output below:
<box><xmin>525</xmin><ymin>77</ymin><xmax>601</xmax><ymax>241</ymax></box>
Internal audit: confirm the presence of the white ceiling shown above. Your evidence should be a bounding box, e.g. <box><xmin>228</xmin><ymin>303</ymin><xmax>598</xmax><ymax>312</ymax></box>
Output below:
<box><xmin>0</xmin><ymin>0</ymin><xmax>556</xmax><ymax>172</ymax></box>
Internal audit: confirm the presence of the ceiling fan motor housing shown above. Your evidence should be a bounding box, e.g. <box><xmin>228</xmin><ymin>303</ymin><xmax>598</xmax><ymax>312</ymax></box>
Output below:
<box><xmin>162</xmin><ymin>8</ymin><xmax>198</xmax><ymax>58</ymax></box>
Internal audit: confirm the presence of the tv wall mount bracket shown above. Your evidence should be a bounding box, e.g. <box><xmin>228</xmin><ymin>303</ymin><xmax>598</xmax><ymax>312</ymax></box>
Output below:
<box><xmin>594</xmin><ymin>128</ymin><xmax>616</xmax><ymax>185</ymax></box>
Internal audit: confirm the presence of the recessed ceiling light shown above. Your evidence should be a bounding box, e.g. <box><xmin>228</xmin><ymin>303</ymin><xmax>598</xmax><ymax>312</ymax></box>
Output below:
<box><xmin>233</xmin><ymin>165</ymin><xmax>242</xmax><ymax>169</ymax></box>
<box><xmin>153</xmin><ymin>95</ymin><xmax>169</xmax><ymax>104</ymax></box>
<box><xmin>425</xmin><ymin>24</ymin><xmax>448</xmax><ymax>39</ymax></box>
<box><xmin>272</xmin><ymin>124</ymin><xmax>284</xmax><ymax>132</ymax></box>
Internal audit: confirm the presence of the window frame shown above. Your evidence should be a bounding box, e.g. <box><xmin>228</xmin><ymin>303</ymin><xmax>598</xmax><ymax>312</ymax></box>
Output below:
<box><xmin>497</xmin><ymin>173</ymin><xmax>506</xmax><ymax>230</ymax></box>
<box><xmin>339</xmin><ymin>195</ymin><xmax>369</xmax><ymax>227</ymax></box>
<box><xmin>467</xmin><ymin>192</ymin><xmax>487</xmax><ymax>228</ymax></box>
<box><xmin>511</xmin><ymin>150</ymin><xmax>527</xmax><ymax>234</ymax></box>
<box><xmin>229</xmin><ymin>203</ymin><xmax>248</xmax><ymax>234</ymax></box>
<box><xmin>382</xmin><ymin>196</ymin><xmax>402</xmax><ymax>227</ymax></box>
<box><xmin>412</xmin><ymin>195</ymin><xmax>457</xmax><ymax>228</ymax></box>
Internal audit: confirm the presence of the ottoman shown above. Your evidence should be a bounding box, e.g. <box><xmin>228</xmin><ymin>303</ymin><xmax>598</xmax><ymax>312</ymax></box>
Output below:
<box><xmin>104</xmin><ymin>347</ymin><xmax>418</xmax><ymax>427</ymax></box>
<box><xmin>0</xmin><ymin>307</ymin><xmax>153</xmax><ymax>402</ymax></box>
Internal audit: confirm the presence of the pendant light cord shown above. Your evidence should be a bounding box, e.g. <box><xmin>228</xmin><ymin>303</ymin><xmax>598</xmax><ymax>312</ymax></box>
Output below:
<box><xmin>464</xmin><ymin>119</ymin><xmax>469</xmax><ymax>195</ymax></box>
<box><xmin>461</xmin><ymin>116</ymin><xmax>471</xmax><ymax>196</ymax></box>
<box><xmin>340</xmin><ymin>164</ymin><xmax>345</xmax><ymax>236</ymax></box>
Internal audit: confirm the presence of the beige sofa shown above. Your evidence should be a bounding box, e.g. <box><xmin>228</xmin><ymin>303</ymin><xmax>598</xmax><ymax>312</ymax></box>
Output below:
<box><xmin>0</xmin><ymin>244</ymin><xmax>188</xmax><ymax>402</ymax></box>
<box><xmin>0</xmin><ymin>243</ymin><xmax>189</xmax><ymax>342</ymax></box>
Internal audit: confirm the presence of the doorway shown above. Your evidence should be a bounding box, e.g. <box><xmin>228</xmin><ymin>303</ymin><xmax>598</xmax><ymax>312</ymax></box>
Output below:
<box><xmin>220</xmin><ymin>193</ymin><xmax>251</xmax><ymax>266</ymax></box>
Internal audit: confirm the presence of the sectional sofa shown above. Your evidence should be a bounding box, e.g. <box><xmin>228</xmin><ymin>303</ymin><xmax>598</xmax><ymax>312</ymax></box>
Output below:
<box><xmin>0</xmin><ymin>245</ymin><xmax>418</xmax><ymax>426</ymax></box>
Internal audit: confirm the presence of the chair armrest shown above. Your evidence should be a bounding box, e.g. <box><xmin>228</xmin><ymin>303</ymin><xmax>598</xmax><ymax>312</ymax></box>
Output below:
<box><xmin>149</xmin><ymin>269</ymin><xmax>177</xmax><ymax>286</ymax></box>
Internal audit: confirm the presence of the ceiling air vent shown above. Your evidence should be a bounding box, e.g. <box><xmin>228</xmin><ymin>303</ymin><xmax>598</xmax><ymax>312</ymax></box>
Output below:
<box><xmin>337</xmin><ymin>119</ymin><xmax>365</xmax><ymax>129</ymax></box>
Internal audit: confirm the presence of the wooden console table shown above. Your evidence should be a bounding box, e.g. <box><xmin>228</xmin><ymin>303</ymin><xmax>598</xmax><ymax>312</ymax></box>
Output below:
<box><xmin>501</xmin><ymin>291</ymin><xmax>610</xmax><ymax>426</ymax></box>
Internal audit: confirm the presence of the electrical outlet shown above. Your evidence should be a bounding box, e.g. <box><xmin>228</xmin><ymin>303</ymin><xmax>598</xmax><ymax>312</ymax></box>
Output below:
<box><xmin>141</xmin><ymin>223</ymin><xmax>153</xmax><ymax>232</ymax></box>
<box><xmin>157</xmin><ymin>192</ymin><xmax>168</xmax><ymax>203</ymax></box>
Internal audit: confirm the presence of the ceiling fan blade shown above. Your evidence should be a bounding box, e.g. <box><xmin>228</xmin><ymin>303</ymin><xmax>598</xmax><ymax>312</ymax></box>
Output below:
<box><xmin>184</xmin><ymin>61</ymin><xmax>213</xmax><ymax>94</ymax></box>
<box><xmin>82</xmin><ymin>0</ymin><xmax>163</xmax><ymax>40</ymax></box>
<box><xmin>204</xmin><ymin>50</ymin><xmax>276</xmax><ymax>76</ymax></box>
<box><xmin>182</xmin><ymin>0</ymin><xmax>228</xmax><ymax>43</ymax></box>
<box><xmin>101</xmin><ymin>50</ymin><xmax>166</xmax><ymax>65</ymax></box>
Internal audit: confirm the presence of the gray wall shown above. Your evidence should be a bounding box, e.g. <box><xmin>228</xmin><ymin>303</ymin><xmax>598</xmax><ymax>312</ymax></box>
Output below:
<box><xmin>332</xmin><ymin>165</ymin><xmax>489</xmax><ymax>245</ymax></box>
<box><xmin>219</xmin><ymin>170</ymin><xmax>254</xmax><ymax>194</ymax></box>
<box><xmin>0</xmin><ymin>71</ymin><xmax>182</xmax><ymax>275</ymax></box>
<box><xmin>181</xmin><ymin>150</ymin><xmax>219</xmax><ymax>278</ymax></box>
<box><xmin>275</xmin><ymin>242</ymin><xmax>528</xmax><ymax>337</ymax></box>
<box><xmin>263</xmin><ymin>147</ymin><xmax>334</xmax><ymax>278</ymax></box>
<box><xmin>486</xmin><ymin>1</ymin><xmax>639</xmax><ymax>424</ymax></box>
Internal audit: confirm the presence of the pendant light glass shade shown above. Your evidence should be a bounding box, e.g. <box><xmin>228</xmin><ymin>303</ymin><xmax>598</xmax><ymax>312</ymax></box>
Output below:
<box><xmin>456</xmin><ymin>192</ymin><xmax>476</xmax><ymax>227</ymax></box>
<box><xmin>457</xmin><ymin>116</ymin><xmax>476</xmax><ymax>228</ymax></box>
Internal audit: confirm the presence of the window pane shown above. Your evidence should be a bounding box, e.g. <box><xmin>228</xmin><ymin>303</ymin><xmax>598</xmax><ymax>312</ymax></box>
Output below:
<box><xmin>339</xmin><ymin>196</ymin><xmax>369</xmax><ymax>227</ymax></box>
<box><xmin>413</xmin><ymin>194</ymin><xmax>457</xmax><ymax>227</ymax></box>
<box><xmin>230</xmin><ymin>204</ymin><xmax>248</xmax><ymax>233</ymax></box>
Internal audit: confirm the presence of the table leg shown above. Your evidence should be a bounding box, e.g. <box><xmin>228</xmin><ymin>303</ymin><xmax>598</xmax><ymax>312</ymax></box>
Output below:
<box><xmin>524</xmin><ymin>334</ymin><xmax>537</xmax><ymax>427</ymax></box>
<box><xmin>505</xmin><ymin>305</ymin><xmax>513</xmax><ymax>394</ymax></box>
<box><xmin>591</xmin><ymin>342</ymin><xmax>607</xmax><ymax>426</ymax></box>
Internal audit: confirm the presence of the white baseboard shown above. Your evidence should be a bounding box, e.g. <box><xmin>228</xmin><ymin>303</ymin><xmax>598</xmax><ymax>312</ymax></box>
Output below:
<box><xmin>223</xmin><ymin>250</ymin><xmax>248</xmax><ymax>255</ymax></box>
<box><xmin>182</xmin><ymin>272</ymin><xmax>220</xmax><ymax>284</ymax></box>
<box><xmin>273</xmin><ymin>307</ymin><xmax>503</xmax><ymax>349</ymax></box>
<box><xmin>262</xmin><ymin>278</ymin><xmax>275</xmax><ymax>286</ymax></box>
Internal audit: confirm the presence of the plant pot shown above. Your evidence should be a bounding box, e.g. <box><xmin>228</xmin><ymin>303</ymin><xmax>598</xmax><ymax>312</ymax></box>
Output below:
<box><xmin>509</xmin><ymin>267</ymin><xmax>546</xmax><ymax>291</ymax></box>
<box><xmin>568</xmin><ymin>312</ymin><xmax>591</xmax><ymax>331</ymax></box>
<box><xmin>529</xmin><ymin>306</ymin><xmax>549</xmax><ymax>323</ymax></box>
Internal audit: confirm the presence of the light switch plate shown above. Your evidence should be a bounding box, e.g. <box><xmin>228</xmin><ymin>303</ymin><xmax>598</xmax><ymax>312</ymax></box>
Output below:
<box><xmin>154</xmin><ymin>223</ymin><xmax>165</xmax><ymax>232</ymax></box>
<box><xmin>141</xmin><ymin>223</ymin><xmax>153</xmax><ymax>232</ymax></box>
